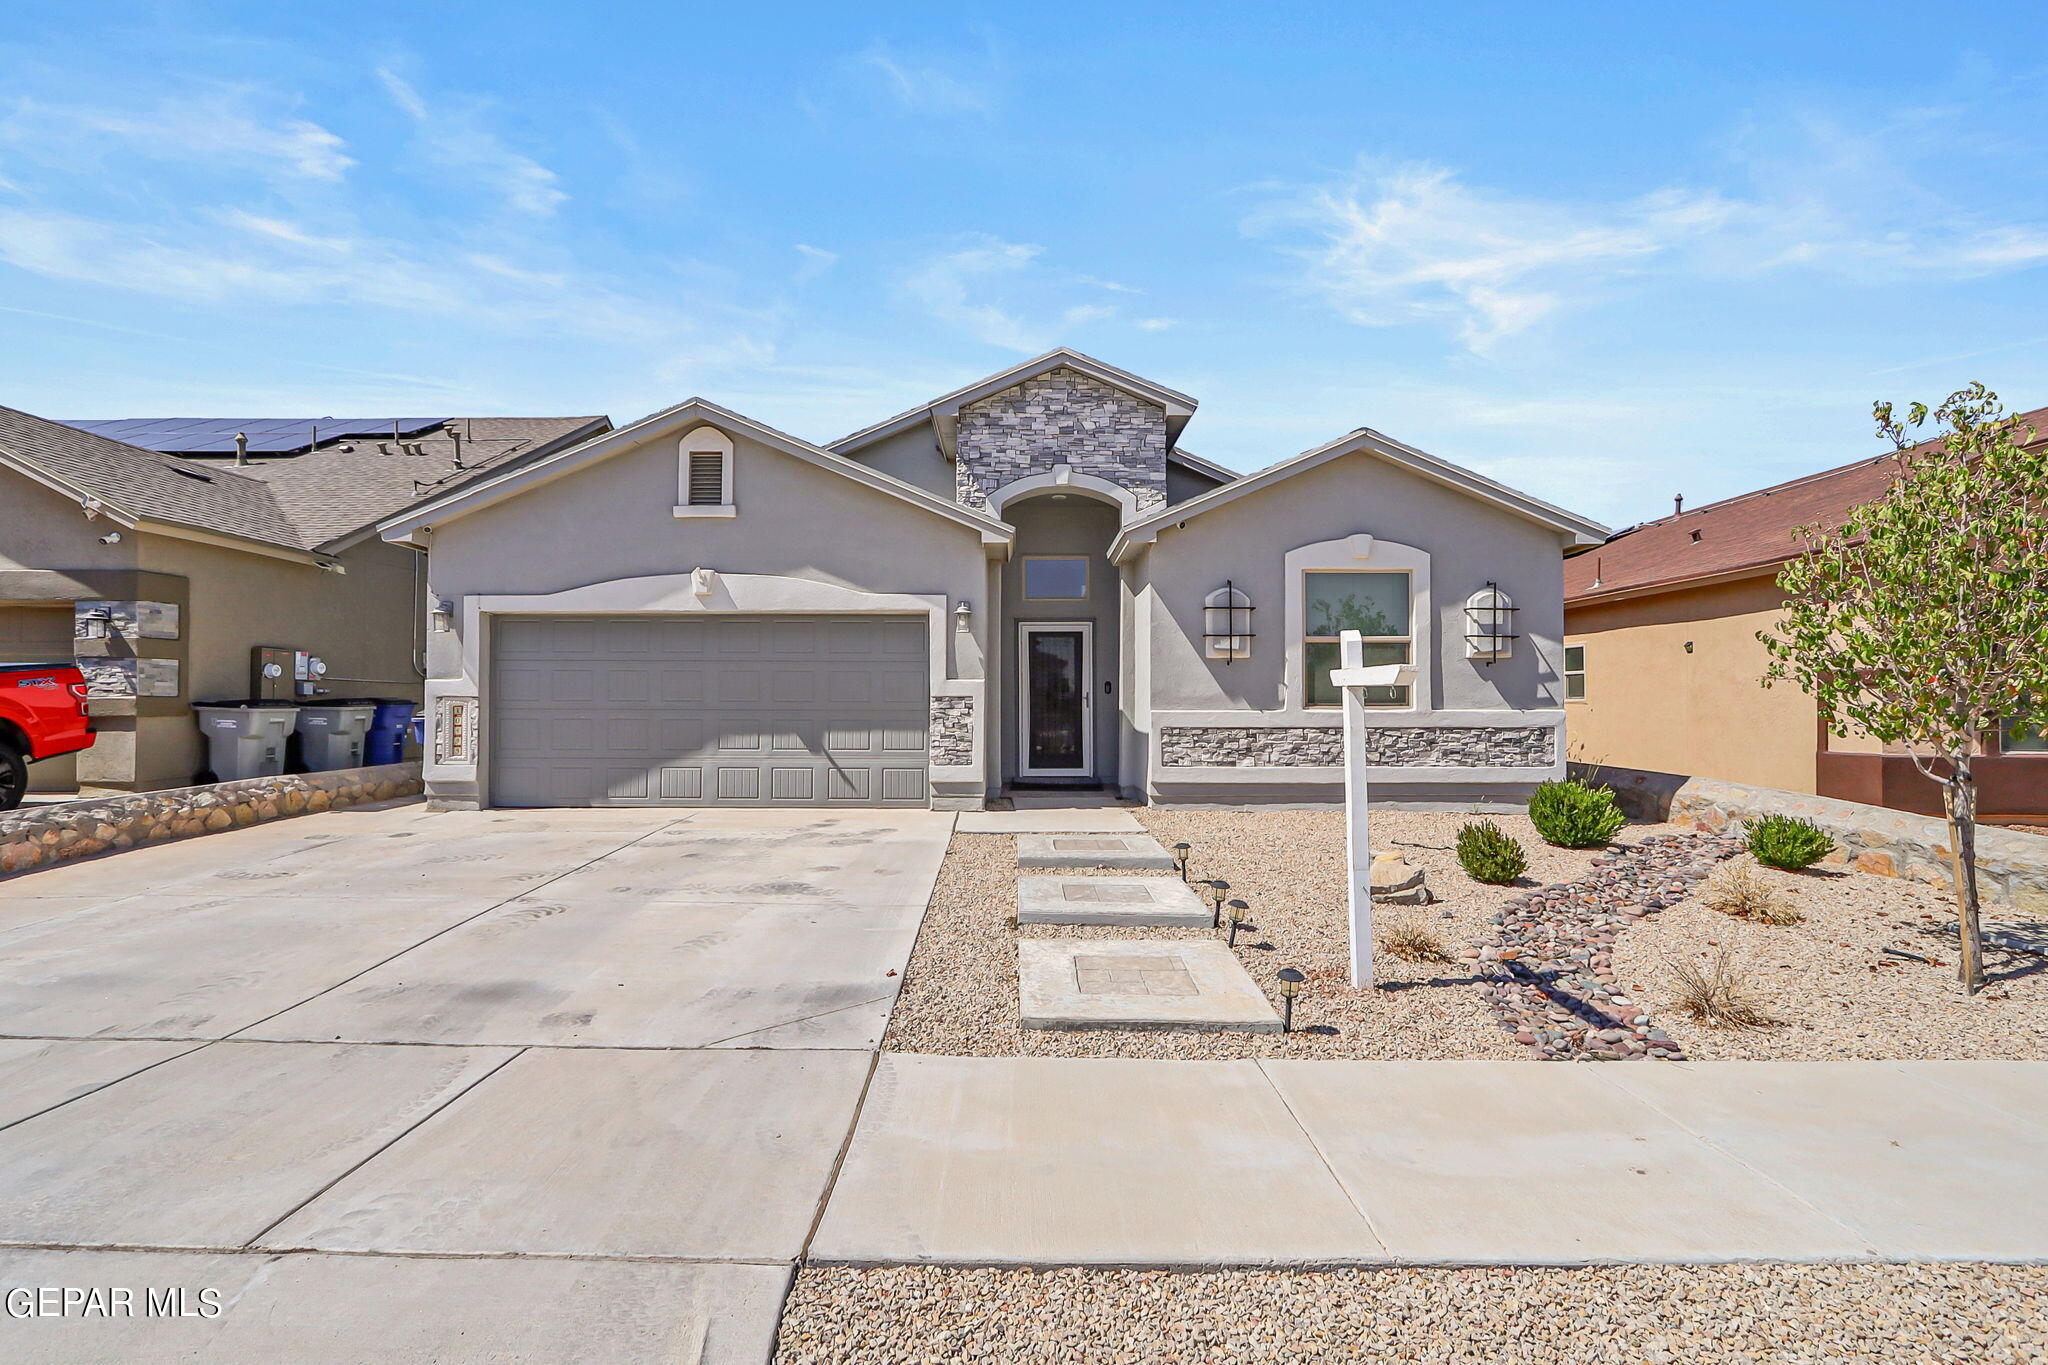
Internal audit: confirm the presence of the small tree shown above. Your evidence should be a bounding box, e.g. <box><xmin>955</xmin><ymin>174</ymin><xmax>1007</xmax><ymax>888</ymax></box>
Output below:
<box><xmin>1762</xmin><ymin>384</ymin><xmax>2048</xmax><ymax>993</ymax></box>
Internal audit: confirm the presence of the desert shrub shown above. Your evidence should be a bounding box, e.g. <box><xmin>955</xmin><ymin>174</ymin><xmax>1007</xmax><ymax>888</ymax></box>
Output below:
<box><xmin>1745</xmin><ymin>814</ymin><xmax>1836</xmax><ymax>870</ymax></box>
<box><xmin>1525</xmin><ymin>779</ymin><xmax>1627</xmax><ymax>849</ymax></box>
<box><xmin>1380</xmin><ymin>917</ymin><xmax>1453</xmax><ymax>964</ymax></box>
<box><xmin>1701</xmin><ymin>862</ymin><xmax>1802</xmax><ymax>925</ymax></box>
<box><xmin>1670</xmin><ymin>950</ymin><xmax>1777</xmax><ymax>1029</ymax></box>
<box><xmin>1456</xmin><ymin>819</ymin><xmax>1528</xmax><ymax>884</ymax></box>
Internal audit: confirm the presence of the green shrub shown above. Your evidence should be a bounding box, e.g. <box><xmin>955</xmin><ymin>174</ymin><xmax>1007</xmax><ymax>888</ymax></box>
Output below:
<box><xmin>1745</xmin><ymin>814</ymin><xmax>1836</xmax><ymax>870</ymax></box>
<box><xmin>1526</xmin><ymin>779</ymin><xmax>1627</xmax><ymax>848</ymax></box>
<box><xmin>1456</xmin><ymin>819</ymin><xmax>1528</xmax><ymax>884</ymax></box>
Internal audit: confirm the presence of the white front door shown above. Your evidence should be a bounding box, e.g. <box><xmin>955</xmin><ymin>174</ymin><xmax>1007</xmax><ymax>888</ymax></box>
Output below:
<box><xmin>1017</xmin><ymin>621</ymin><xmax>1093</xmax><ymax>778</ymax></box>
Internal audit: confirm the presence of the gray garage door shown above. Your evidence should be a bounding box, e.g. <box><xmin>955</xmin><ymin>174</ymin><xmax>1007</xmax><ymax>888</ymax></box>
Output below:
<box><xmin>489</xmin><ymin>613</ymin><xmax>930</xmax><ymax>808</ymax></box>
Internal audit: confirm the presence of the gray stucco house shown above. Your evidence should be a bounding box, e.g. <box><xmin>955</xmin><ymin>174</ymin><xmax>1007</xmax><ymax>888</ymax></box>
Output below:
<box><xmin>381</xmin><ymin>350</ymin><xmax>1607</xmax><ymax>810</ymax></box>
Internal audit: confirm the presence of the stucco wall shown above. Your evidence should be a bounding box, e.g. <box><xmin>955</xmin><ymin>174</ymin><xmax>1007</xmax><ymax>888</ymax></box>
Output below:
<box><xmin>1565</xmin><ymin>575</ymin><xmax>1818</xmax><ymax>795</ymax></box>
<box><xmin>841</xmin><ymin>423</ymin><xmax>953</xmax><ymax>500</ymax></box>
<box><xmin>415</xmin><ymin>424</ymin><xmax>992</xmax><ymax>804</ymax></box>
<box><xmin>1142</xmin><ymin>449</ymin><xmax>1569</xmax><ymax>714</ymax></box>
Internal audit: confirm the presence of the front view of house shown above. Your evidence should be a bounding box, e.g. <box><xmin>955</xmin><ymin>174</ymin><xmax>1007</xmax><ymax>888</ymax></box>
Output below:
<box><xmin>381</xmin><ymin>350</ymin><xmax>1607</xmax><ymax>810</ymax></box>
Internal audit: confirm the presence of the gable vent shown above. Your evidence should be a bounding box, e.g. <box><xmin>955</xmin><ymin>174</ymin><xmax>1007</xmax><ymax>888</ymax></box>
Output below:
<box><xmin>686</xmin><ymin>452</ymin><xmax>726</xmax><ymax>506</ymax></box>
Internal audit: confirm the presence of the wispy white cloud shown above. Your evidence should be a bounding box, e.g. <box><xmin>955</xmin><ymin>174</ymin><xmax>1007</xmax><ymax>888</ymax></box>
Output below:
<box><xmin>1248</xmin><ymin>162</ymin><xmax>1733</xmax><ymax>351</ymax></box>
<box><xmin>1253</xmin><ymin>136</ymin><xmax>2048</xmax><ymax>353</ymax></box>
<box><xmin>1135</xmin><ymin>317</ymin><xmax>1179</xmax><ymax>332</ymax></box>
<box><xmin>899</xmin><ymin>235</ymin><xmax>1168</xmax><ymax>351</ymax></box>
<box><xmin>793</xmin><ymin>243</ymin><xmax>839</xmax><ymax>282</ymax></box>
<box><xmin>0</xmin><ymin>93</ymin><xmax>353</xmax><ymax>182</ymax></box>
<box><xmin>376</xmin><ymin>66</ymin><xmax>566</xmax><ymax>216</ymax></box>
<box><xmin>853</xmin><ymin>40</ymin><xmax>997</xmax><ymax>116</ymax></box>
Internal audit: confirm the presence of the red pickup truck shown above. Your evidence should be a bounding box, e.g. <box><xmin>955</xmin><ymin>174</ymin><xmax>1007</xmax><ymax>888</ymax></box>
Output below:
<box><xmin>0</xmin><ymin>662</ymin><xmax>95</xmax><ymax>810</ymax></box>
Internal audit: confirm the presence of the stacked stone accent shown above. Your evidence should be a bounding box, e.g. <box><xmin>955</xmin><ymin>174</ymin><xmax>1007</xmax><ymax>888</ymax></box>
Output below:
<box><xmin>1160</xmin><ymin>725</ymin><xmax>1556</xmax><ymax>768</ymax></box>
<box><xmin>1470</xmin><ymin>831</ymin><xmax>1745</xmax><ymax>1061</ymax></box>
<box><xmin>1579</xmin><ymin>762</ymin><xmax>2048</xmax><ymax>915</ymax></box>
<box><xmin>954</xmin><ymin>368</ymin><xmax>1167</xmax><ymax>513</ymax></box>
<box><xmin>0</xmin><ymin>762</ymin><xmax>422</xmax><ymax>880</ymax></box>
<box><xmin>929</xmin><ymin>696</ymin><xmax>975</xmax><ymax>766</ymax></box>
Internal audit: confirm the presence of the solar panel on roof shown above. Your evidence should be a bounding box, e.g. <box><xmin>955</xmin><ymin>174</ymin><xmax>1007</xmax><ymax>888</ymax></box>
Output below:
<box><xmin>58</xmin><ymin>417</ymin><xmax>449</xmax><ymax>454</ymax></box>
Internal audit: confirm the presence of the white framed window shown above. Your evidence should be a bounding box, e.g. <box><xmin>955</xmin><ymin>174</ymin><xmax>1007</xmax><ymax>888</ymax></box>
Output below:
<box><xmin>1022</xmin><ymin>556</ymin><xmax>1089</xmax><ymax>600</ymax></box>
<box><xmin>673</xmin><ymin>425</ymin><xmax>735</xmax><ymax>517</ymax></box>
<box><xmin>2001</xmin><ymin>715</ymin><xmax>2047</xmax><ymax>754</ymax></box>
<box><xmin>1302</xmin><ymin>569</ymin><xmax>1410</xmax><ymax>708</ymax></box>
<box><xmin>1564</xmin><ymin>644</ymin><xmax>1586</xmax><ymax>701</ymax></box>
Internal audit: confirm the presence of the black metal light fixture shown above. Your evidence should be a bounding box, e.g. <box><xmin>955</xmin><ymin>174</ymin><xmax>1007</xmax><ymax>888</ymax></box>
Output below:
<box><xmin>1208</xmin><ymin>879</ymin><xmax>1230</xmax><ymax>927</ymax></box>
<box><xmin>1224</xmin><ymin>899</ymin><xmax>1249</xmax><ymax>947</ymax></box>
<box><xmin>1463</xmin><ymin>582</ymin><xmax>1519</xmax><ymax>664</ymax></box>
<box><xmin>1173</xmin><ymin>842</ymin><xmax>1192</xmax><ymax>881</ymax></box>
<box><xmin>1276</xmin><ymin>967</ymin><xmax>1305</xmax><ymax>1033</ymax></box>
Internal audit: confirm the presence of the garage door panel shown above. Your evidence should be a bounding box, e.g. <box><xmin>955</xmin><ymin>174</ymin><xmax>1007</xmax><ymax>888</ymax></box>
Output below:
<box><xmin>491</xmin><ymin>613</ymin><xmax>930</xmax><ymax>809</ymax></box>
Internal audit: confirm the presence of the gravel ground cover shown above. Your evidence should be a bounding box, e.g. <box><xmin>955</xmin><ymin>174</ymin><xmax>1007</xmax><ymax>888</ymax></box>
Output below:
<box><xmin>882</xmin><ymin>808</ymin><xmax>1660</xmax><ymax>1060</ymax></box>
<box><xmin>775</xmin><ymin>1263</ymin><xmax>2048</xmax><ymax>1364</ymax></box>
<box><xmin>1611</xmin><ymin>854</ymin><xmax>2048</xmax><ymax>1060</ymax></box>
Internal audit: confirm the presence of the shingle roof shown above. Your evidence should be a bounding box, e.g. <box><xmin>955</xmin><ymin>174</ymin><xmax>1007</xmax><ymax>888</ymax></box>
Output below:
<box><xmin>0</xmin><ymin>404</ymin><xmax>300</xmax><ymax>546</ymax></box>
<box><xmin>1564</xmin><ymin>404</ymin><xmax>2048</xmax><ymax>603</ymax></box>
<box><xmin>227</xmin><ymin>417</ymin><xmax>608</xmax><ymax>546</ymax></box>
<box><xmin>3</xmin><ymin>406</ymin><xmax>606</xmax><ymax>556</ymax></box>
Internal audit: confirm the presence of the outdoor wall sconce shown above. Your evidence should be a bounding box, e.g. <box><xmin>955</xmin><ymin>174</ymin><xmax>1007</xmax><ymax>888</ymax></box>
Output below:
<box><xmin>1172</xmin><ymin>842</ymin><xmax>1192</xmax><ymax>880</ymax></box>
<box><xmin>1203</xmin><ymin>582</ymin><xmax>1254</xmax><ymax>661</ymax></box>
<box><xmin>954</xmin><ymin>600</ymin><xmax>973</xmax><ymax>628</ymax></box>
<box><xmin>1463</xmin><ymin>582</ymin><xmax>1518</xmax><ymax>662</ymax></box>
<box><xmin>76</xmin><ymin>605</ymin><xmax>114</xmax><ymax>641</ymax></box>
<box><xmin>429</xmin><ymin>598</ymin><xmax>455</xmax><ymax>633</ymax></box>
<box><xmin>1224</xmin><ymin>899</ymin><xmax>1249</xmax><ymax>947</ymax></box>
<box><xmin>1208</xmin><ymin>879</ymin><xmax>1230</xmax><ymax>927</ymax></box>
<box><xmin>1276</xmin><ymin>967</ymin><xmax>1305</xmax><ymax>1032</ymax></box>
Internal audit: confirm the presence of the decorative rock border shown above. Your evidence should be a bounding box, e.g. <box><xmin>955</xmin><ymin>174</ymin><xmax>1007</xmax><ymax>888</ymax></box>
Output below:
<box><xmin>1468</xmin><ymin>831</ymin><xmax>1745</xmax><ymax>1061</ymax></box>
<box><xmin>0</xmin><ymin>762</ymin><xmax>422</xmax><ymax>879</ymax></box>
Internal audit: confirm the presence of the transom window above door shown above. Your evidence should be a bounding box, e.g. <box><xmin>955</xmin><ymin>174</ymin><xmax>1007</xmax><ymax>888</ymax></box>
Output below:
<box><xmin>1303</xmin><ymin>570</ymin><xmax>1410</xmax><ymax>707</ymax></box>
<box><xmin>1023</xmin><ymin>556</ymin><xmax>1089</xmax><ymax>600</ymax></box>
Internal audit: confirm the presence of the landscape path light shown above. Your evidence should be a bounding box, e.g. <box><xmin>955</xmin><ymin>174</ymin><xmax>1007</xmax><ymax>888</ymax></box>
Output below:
<box><xmin>1276</xmin><ymin>967</ymin><xmax>1305</xmax><ymax>1033</ymax></box>
<box><xmin>1224</xmin><ymin>899</ymin><xmax>1249</xmax><ymax>947</ymax></box>
<box><xmin>1207</xmin><ymin>879</ymin><xmax>1230</xmax><ymax>927</ymax></box>
<box><xmin>1173</xmin><ymin>842</ymin><xmax>1192</xmax><ymax>880</ymax></box>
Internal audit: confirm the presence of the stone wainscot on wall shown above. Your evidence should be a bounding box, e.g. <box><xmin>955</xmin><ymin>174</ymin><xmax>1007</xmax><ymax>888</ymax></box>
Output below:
<box><xmin>0</xmin><ymin>762</ymin><xmax>423</xmax><ymax>880</ymax></box>
<box><xmin>928</xmin><ymin>696</ymin><xmax>975</xmax><ymax>766</ymax></box>
<box><xmin>1163</xmin><ymin>724</ymin><xmax>1557</xmax><ymax>768</ymax></box>
<box><xmin>1577</xmin><ymin>761</ymin><xmax>2048</xmax><ymax>916</ymax></box>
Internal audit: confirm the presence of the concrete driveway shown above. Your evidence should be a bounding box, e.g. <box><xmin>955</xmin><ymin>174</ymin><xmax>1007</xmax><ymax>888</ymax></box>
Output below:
<box><xmin>0</xmin><ymin>802</ymin><xmax>953</xmax><ymax>1364</ymax></box>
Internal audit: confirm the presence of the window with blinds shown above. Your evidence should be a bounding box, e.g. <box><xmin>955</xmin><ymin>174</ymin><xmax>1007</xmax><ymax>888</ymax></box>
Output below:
<box><xmin>686</xmin><ymin>452</ymin><xmax>726</xmax><ymax>506</ymax></box>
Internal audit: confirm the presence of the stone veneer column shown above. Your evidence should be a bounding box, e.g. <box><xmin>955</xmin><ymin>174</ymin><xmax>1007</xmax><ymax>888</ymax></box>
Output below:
<box><xmin>953</xmin><ymin>368</ymin><xmax>1168</xmax><ymax>513</ymax></box>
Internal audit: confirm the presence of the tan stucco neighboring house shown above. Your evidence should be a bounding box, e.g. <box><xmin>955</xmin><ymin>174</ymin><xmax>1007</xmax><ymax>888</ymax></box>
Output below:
<box><xmin>0</xmin><ymin>408</ymin><xmax>606</xmax><ymax>795</ymax></box>
<box><xmin>1563</xmin><ymin>407</ymin><xmax>2048</xmax><ymax>822</ymax></box>
<box><xmin>382</xmin><ymin>349</ymin><xmax>1608</xmax><ymax>811</ymax></box>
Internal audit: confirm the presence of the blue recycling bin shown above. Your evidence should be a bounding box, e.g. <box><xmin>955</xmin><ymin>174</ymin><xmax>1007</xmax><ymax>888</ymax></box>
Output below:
<box><xmin>365</xmin><ymin>699</ymin><xmax>417</xmax><ymax>765</ymax></box>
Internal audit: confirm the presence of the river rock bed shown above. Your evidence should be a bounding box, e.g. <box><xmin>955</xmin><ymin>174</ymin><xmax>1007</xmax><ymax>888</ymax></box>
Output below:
<box><xmin>1472</xmin><ymin>830</ymin><xmax>1746</xmax><ymax>1060</ymax></box>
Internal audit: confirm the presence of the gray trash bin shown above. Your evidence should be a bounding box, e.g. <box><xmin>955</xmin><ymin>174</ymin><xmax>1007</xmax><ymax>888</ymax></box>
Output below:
<box><xmin>193</xmin><ymin>702</ymin><xmax>300</xmax><ymax>781</ymax></box>
<box><xmin>293</xmin><ymin>701</ymin><xmax>378</xmax><ymax>772</ymax></box>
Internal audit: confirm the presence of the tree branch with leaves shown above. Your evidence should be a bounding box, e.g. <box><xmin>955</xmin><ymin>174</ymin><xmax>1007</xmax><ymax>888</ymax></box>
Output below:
<box><xmin>1761</xmin><ymin>384</ymin><xmax>2048</xmax><ymax>994</ymax></box>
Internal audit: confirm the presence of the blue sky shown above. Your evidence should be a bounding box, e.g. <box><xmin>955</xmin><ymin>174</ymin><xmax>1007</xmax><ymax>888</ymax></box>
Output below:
<box><xmin>4</xmin><ymin>2</ymin><xmax>2047</xmax><ymax>527</ymax></box>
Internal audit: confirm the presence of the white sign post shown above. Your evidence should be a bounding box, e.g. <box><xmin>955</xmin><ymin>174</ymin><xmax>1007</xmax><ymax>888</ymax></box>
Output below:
<box><xmin>1329</xmin><ymin>628</ymin><xmax>1417</xmax><ymax>989</ymax></box>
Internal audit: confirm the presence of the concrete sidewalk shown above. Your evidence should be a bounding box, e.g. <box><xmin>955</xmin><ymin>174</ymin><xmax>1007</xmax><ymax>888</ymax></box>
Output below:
<box><xmin>813</xmin><ymin>1056</ymin><xmax>2048</xmax><ymax>1267</ymax></box>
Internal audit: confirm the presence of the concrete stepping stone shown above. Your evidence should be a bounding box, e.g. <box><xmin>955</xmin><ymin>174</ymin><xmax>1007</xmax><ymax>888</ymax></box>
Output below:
<box><xmin>1017</xmin><ymin>876</ymin><xmax>1212</xmax><ymax>927</ymax></box>
<box><xmin>1016</xmin><ymin>833</ymin><xmax>1174</xmax><ymax>870</ymax></box>
<box><xmin>1018</xmin><ymin>939</ymin><xmax>1280</xmax><ymax>1032</ymax></box>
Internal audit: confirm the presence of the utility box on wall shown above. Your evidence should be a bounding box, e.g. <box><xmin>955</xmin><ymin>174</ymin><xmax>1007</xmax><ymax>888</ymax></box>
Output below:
<box><xmin>252</xmin><ymin>646</ymin><xmax>297</xmax><ymax>701</ymax></box>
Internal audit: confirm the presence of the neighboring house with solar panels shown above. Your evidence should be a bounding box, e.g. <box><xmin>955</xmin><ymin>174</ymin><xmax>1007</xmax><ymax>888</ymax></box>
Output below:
<box><xmin>0</xmin><ymin>408</ymin><xmax>607</xmax><ymax>795</ymax></box>
<box><xmin>380</xmin><ymin>349</ymin><xmax>1607</xmax><ymax>812</ymax></box>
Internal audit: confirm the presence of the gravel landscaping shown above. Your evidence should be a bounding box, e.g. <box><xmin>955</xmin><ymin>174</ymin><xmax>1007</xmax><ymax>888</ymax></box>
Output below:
<box><xmin>884</xmin><ymin>808</ymin><xmax>1661</xmax><ymax>1060</ymax></box>
<box><xmin>775</xmin><ymin>1263</ymin><xmax>2048</xmax><ymax>1364</ymax></box>
<box><xmin>1612</xmin><ymin>854</ymin><xmax>2048</xmax><ymax>1060</ymax></box>
<box><xmin>884</xmin><ymin>806</ymin><xmax>2047</xmax><ymax>1061</ymax></box>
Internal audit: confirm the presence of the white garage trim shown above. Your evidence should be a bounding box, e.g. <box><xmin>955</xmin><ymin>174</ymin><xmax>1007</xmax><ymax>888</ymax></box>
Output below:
<box><xmin>424</xmin><ymin>571</ymin><xmax>982</xmax><ymax>794</ymax></box>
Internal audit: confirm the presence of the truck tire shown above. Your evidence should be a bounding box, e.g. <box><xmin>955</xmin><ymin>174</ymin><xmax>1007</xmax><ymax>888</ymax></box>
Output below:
<box><xmin>0</xmin><ymin>742</ymin><xmax>26</xmax><ymax>812</ymax></box>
